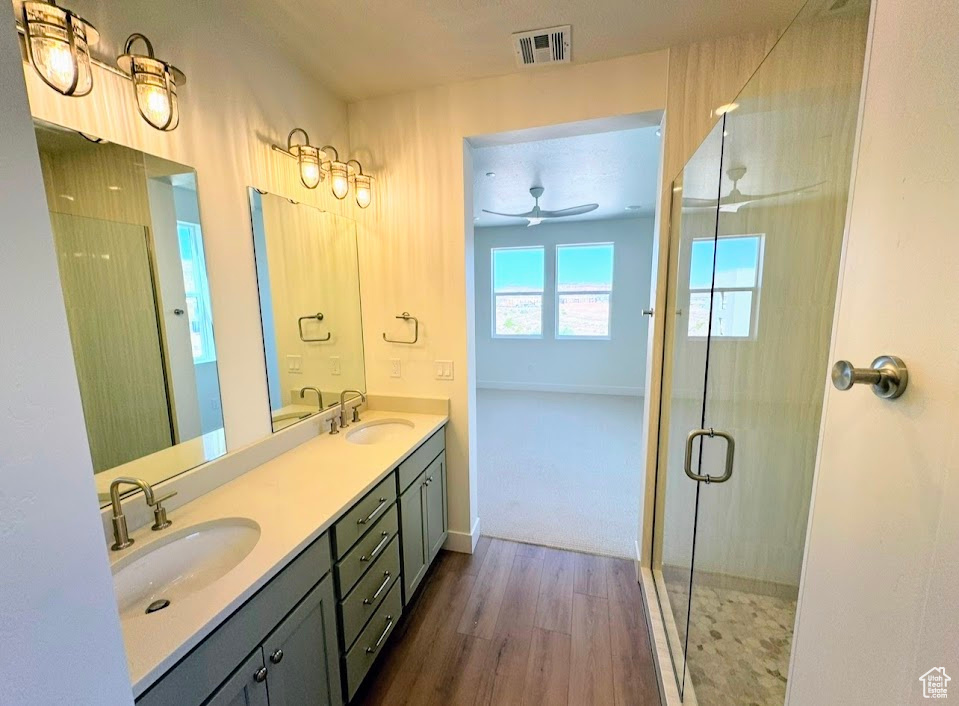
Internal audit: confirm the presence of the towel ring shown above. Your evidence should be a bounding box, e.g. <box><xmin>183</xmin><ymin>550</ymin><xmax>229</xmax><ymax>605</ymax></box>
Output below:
<box><xmin>383</xmin><ymin>312</ymin><xmax>418</xmax><ymax>344</ymax></box>
<box><xmin>298</xmin><ymin>312</ymin><xmax>331</xmax><ymax>342</ymax></box>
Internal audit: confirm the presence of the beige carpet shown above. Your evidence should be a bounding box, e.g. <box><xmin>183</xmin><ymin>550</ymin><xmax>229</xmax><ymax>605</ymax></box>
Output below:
<box><xmin>476</xmin><ymin>388</ymin><xmax>644</xmax><ymax>558</ymax></box>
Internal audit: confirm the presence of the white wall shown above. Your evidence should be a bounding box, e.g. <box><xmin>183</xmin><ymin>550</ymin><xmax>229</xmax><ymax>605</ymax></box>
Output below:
<box><xmin>0</xmin><ymin>12</ymin><xmax>133</xmax><ymax>704</ymax></box>
<box><xmin>474</xmin><ymin>217</ymin><xmax>654</xmax><ymax>395</ymax></box>
<box><xmin>788</xmin><ymin>1</ymin><xmax>959</xmax><ymax>703</ymax></box>
<box><xmin>348</xmin><ymin>52</ymin><xmax>668</xmax><ymax>548</ymax></box>
<box><xmin>17</xmin><ymin>0</ymin><xmax>354</xmax><ymax>453</ymax></box>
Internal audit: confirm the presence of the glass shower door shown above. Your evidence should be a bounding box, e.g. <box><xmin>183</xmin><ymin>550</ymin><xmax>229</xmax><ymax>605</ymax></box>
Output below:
<box><xmin>652</xmin><ymin>119</ymin><xmax>725</xmax><ymax>700</ymax></box>
<box><xmin>682</xmin><ymin>1</ymin><xmax>870</xmax><ymax>704</ymax></box>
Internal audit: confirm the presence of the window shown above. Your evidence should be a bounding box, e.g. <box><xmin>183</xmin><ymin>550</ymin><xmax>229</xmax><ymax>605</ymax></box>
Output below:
<box><xmin>687</xmin><ymin>235</ymin><xmax>763</xmax><ymax>338</ymax></box>
<box><xmin>492</xmin><ymin>247</ymin><xmax>544</xmax><ymax>337</ymax></box>
<box><xmin>556</xmin><ymin>243</ymin><xmax>614</xmax><ymax>338</ymax></box>
<box><xmin>177</xmin><ymin>221</ymin><xmax>217</xmax><ymax>363</ymax></box>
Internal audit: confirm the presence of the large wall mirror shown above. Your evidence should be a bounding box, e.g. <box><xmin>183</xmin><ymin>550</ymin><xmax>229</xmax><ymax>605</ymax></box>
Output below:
<box><xmin>34</xmin><ymin>120</ymin><xmax>225</xmax><ymax>504</ymax></box>
<box><xmin>248</xmin><ymin>189</ymin><xmax>366</xmax><ymax>432</ymax></box>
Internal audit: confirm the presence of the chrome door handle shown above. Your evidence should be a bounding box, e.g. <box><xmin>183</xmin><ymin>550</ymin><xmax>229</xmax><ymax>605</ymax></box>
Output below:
<box><xmin>831</xmin><ymin>355</ymin><xmax>908</xmax><ymax>399</ymax></box>
<box><xmin>357</xmin><ymin>498</ymin><xmax>388</xmax><ymax>525</ymax></box>
<box><xmin>684</xmin><ymin>428</ymin><xmax>735</xmax><ymax>484</ymax></box>
<box><xmin>366</xmin><ymin>616</ymin><xmax>394</xmax><ymax>654</ymax></box>
<box><xmin>361</xmin><ymin>531</ymin><xmax>391</xmax><ymax>562</ymax></box>
<box><xmin>364</xmin><ymin>571</ymin><xmax>392</xmax><ymax>605</ymax></box>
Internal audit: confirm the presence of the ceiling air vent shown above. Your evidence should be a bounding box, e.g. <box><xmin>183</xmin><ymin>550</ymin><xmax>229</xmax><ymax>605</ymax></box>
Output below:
<box><xmin>511</xmin><ymin>26</ymin><xmax>571</xmax><ymax>68</ymax></box>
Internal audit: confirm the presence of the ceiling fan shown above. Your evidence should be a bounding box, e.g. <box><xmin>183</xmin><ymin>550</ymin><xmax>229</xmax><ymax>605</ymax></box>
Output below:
<box><xmin>682</xmin><ymin>166</ymin><xmax>823</xmax><ymax>213</ymax></box>
<box><xmin>483</xmin><ymin>186</ymin><xmax>598</xmax><ymax>227</ymax></box>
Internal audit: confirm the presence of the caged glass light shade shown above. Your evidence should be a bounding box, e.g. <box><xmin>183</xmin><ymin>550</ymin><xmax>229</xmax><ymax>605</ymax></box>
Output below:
<box><xmin>347</xmin><ymin>160</ymin><xmax>373</xmax><ymax>209</ymax></box>
<box><xmin>322</xmin><ymin>146</ymin><xmax>349</xmax><ymax>200</ymax></box>
<box><xmin>293</xmin><ymin>144</ymin><xmax>322</xmax><ymax>189</ymax></box>
<box><xmin>117</xmin><ymin>34</ymin><xmax>185</xmax><ymax>132</ymax></box>
<box><xmin>23</xmin><ymin>0</ymin><xmax>99</xmax><ymax>97</ymax></box>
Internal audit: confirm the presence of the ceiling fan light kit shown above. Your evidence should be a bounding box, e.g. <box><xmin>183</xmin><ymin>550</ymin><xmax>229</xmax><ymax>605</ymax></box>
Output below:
<box><xmin>482</xmin><ymin>185</ymin><xmax>598</xmax><ymax>227</ymax></box>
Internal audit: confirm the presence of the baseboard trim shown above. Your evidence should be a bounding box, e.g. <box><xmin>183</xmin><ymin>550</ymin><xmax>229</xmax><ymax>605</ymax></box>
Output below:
<box><xmin>477</xmin><ymin>381</ymin><xmax>644</xmax><ymax>397</ymax></box>
<box><xmin>444</xmin><ymin>516</ymin><xmax>481</xmax><ymax>554</ymax></box>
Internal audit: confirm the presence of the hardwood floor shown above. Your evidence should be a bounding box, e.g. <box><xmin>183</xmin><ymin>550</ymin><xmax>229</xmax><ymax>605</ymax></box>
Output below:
<box><xmin>354</xmin><ymin>537</ymin><xmax>661</xmax><ymax>705</ymax></box>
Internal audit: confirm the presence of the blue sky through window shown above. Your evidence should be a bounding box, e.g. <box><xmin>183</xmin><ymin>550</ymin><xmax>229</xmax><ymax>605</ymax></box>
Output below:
<box><xmin>493</xmin><ymin>247</ymin><xmax>544</xmax><ymax>292</ymax></box>
<box><xmin>557</xmin><ymin>244</ymin><xmax>614</xmax><ymax>292</ymax></box>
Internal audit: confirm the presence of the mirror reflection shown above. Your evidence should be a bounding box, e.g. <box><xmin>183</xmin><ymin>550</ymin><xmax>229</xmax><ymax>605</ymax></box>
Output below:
<box><xmin>34</xmin><ymin>120</ymin><xmax>225</xmax><ymax>504</ymax></box>
<box><xmin>248</xmin><ymin>189</ymin><xmax>366</xmax><ymax>432</ymax></box>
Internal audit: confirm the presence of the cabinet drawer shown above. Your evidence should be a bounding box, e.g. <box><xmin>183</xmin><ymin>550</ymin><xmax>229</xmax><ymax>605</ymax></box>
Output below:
<box><xmin>397</xmin><ymin>428</ymin><xmax>445</xmax><ymax>493</ymax></box>
<box><xmin>338</xmin><ymin>536</ymin><xmax>401</xmax><ymax>651</ymax></box>
<box><xmin>343</xmin><ymin>581</ymin><xmax>403</xmax><ymax>700</ymax></box>
<box><xmin>335</xmin><ymin>504</ymin><xmax>398</xmax><ymax>596</ymax></box>
<box><xmin>333</xmin><ymin>473</ymin><xmax>397</xmax><ymax>558</ymax></box>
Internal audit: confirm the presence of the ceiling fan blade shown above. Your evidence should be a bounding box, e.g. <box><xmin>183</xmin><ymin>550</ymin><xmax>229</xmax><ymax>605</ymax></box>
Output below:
<box><xmin>539</xmin><ymin>204</ymin><xmax>599</xmax><ymax>218</ymax></box>
<box><xmin>681</xmin><ymin>197</ymin><xmax>719</xmax><ymax>208</ymax></box>
<box><xmin>482</xmin><ymin>209</ymin><xmax>536</xmax><ymax>218</ymax></box>
<box><xmin>728</xmin><ymin>181</ymin><xmax>826</xmax><ymax>204</ymax></box>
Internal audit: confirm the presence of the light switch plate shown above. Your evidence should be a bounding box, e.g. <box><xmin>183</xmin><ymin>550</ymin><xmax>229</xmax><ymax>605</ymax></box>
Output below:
<box><xmin>330</xmin><ymin>356</ymin><xmax>341</xmax><ymax>376</ymax></box>
<box><xmin>286</xmin><ymin>354</ymin><xmax>302</xmax><ymax>374</ymax></box>
<box><xmin>434</xmin><ymin>360</ymin><xmax>454</xmax><ymax>380</ymax></box>
<box><xmin>390</xmin><ymin>359</ymin><xmax>402</xmax><ymax>378</ymax></box>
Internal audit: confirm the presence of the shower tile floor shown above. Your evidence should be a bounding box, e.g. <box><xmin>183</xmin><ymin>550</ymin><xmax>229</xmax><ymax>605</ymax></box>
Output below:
<box><xmin>666</xmin><ymin>580</ymin><xmax>797</xmax><ymax>706</ymax></box>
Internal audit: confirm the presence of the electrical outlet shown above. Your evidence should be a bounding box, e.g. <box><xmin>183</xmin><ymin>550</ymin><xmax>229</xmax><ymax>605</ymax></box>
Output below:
<box><xmin>286</xmin><ymin>354</ymin><xmax>302</xmax><ymax>374</ymax></box>
<box><xmin>434</xmin><ymin>360</ymin><xmax>454</xmax><ymax>380</ymax></box>
<box><xmin>330</xmin><ymin>356</ymin><xmax>341</xmax><ymax>376</ymax></box>
<box><xmin>390</xmin><ymin>359</ymin><xmax>402</xmax><ymax>378</ymax></box>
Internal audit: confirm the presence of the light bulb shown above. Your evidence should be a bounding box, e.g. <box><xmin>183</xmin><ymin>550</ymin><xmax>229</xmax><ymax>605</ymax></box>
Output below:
<box><xmin>36</xmin><ymin>39</ymin><xmax>76</xmax><ymax>93</ymax></box>
<box><xmin>136</xmin><ymin>81</ymin><xmax>172</xmax><ymax>128</ymax></box>
<box><xmin>300</xmin><ymin>159</ymin><xmax>320</xmax><ymax>189</ymax></box>
<box><xmin>330</xmin><ymin>162</ymin><xmax>349</xmax><ymax>199</ymax></box>
<box><xmin>355</xmin><ymin>184</ymin><xmax>371</xmax><ymax>209</ymax></box>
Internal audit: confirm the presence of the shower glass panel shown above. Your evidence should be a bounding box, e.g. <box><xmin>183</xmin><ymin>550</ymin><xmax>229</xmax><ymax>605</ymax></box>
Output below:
<box><xmin>681</xmin><ymin>1</ymin><xmax>870</xmax><ymax>704</ymax></box>
<box><xmin>652</xmin><ymin>119</ymin><xmax>725</xmax><ymax>699</ymax></box>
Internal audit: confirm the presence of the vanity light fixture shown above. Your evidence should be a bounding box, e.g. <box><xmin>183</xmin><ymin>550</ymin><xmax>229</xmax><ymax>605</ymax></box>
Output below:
<box><xmin>272</xmin><ymin>129</ymin><xmax>326</xmax><ymax>189</ymax></box>
<box><xmin>322</xmin><ymin>146</ymin><xmax>350</xmax><ymax>200</ymax></box>
<box><xmin>117</xmin><ymin>34</ymin><xmax>186</xmax><ymax>131</ymax></box>
<box><xmin>22</xmin><ymin>0</ymin><xmax>99</xmax><ymax>97</ymax></box>
<box><xmin>347</xmin><ymin>159</ymin><xmax>373</xmax><ymax>209</ymax></box>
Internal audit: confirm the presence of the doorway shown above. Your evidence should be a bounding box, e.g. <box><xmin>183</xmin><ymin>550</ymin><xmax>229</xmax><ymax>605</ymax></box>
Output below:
<box><xmin>469</xmin><ymin>119</ymin><xmax>662</xmax><ymax>558</ymax></box>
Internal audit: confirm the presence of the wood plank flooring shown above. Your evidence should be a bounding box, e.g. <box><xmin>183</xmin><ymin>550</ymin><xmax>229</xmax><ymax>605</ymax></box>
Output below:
<box><xmin>354</xmin><ymin>537</ymin><xmax>661</xmax><ymax>705</ymax></box>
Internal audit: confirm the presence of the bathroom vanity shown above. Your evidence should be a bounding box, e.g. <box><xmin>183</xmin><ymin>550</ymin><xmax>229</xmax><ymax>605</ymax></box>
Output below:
<box><xmin>127</xmin><ymin>412</ymin><xmax>448</xmax><ymax>705</ymax></box>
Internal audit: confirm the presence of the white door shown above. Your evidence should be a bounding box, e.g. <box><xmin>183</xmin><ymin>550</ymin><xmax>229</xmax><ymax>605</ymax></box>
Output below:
<box><xmin>788</xmin><ymin>2</ymin><xmax>959</xmax><ymax>704</ymax></box>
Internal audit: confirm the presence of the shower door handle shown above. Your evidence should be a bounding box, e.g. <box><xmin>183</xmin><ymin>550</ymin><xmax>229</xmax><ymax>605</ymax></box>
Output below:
<box><xmin>684</xmin><ymin>428</ymin><xmax>735</xmax><ymax>483</ymax></box>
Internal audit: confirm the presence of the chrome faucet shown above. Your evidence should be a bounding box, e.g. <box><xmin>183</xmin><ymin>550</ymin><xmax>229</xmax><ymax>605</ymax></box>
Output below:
<box><xmin>299</xmin><ymin>386</ymin><xmax>323</xmax><ymax>412</ymax></box>
<box><xmin>338</xmin><ymin>389</ymin><xmax>367</xmax><ymax>428</ymax></box>
<box><xmin>109</xmin><ymin>477</ymin><xmax>177</xmax><ymax>551</ymax></box>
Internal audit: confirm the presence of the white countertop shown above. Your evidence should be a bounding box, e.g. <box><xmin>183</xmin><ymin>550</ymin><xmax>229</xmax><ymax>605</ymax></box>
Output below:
<box><xmin>114</xmin><ymin>409</ymin><xmax>448</xmax><ymax>697</ymax></box>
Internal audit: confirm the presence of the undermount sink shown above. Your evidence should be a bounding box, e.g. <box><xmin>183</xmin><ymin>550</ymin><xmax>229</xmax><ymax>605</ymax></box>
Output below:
<box><xmin>112</xmin><ymin>518</ymin><xmax>260</xmax><ymax>620</ymax></box>
<box><xmin>345</xmin><ymin>418</ymin><xmax>415</xmax><ymax>445</ymax></box>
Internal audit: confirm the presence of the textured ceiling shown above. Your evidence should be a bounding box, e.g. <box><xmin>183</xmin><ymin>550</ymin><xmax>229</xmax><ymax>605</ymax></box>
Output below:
<box><xmin>236</xmin><ymin>0</ymin><xmax>801</xmax><ymax>101</ymax></box>
<box><xmin>472</xmin><ymin>125</ymin><xmax>662</xmax><ymax>227</ymax></box>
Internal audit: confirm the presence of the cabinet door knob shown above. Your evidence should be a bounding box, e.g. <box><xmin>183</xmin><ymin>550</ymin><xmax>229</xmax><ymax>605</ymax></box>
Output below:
<box><xmin>270</xmin><ymin>649</ymin><xmax>284</xmax><ymax>664</ymax></box>
<box><xmin>253</xmin><ymin>666</ymin><xmax>268</xmax><ymax>683</ymax></box>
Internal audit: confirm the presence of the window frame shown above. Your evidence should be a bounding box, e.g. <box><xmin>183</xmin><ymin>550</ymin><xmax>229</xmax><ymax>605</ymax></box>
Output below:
<box><xmin>176</xmin><ymin>220</ymin><xmax>218</xmax><ymax>364</ymax></box>
<box><xmin>554</xmin><ymin>242</ymin><xmax>615</xmax><ymax>341</ymax></box>
<box><xmin>490</xmin><ymin>245</ymin><xmax>546</xmax><ymax>339</ymax></box>
<box><xmin>687</xmin><ymin>233</ymin><xmax>765</xmax><ymax>341</ymax></box>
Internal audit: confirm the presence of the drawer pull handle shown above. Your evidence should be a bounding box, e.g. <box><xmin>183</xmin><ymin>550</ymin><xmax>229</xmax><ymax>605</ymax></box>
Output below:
<box><xmin>361</xmin><ymin>532</ymin><xmax>391</xmax><ymax>562</ymax></box>
<box><xmin>364</xmin><ymin>572</ymin><xmax>392</xmax><ymax>605</ymax></box>
<box><xmin>357</xmin><ymin>498</ymin><xmax>388</xmax><ymax>525</ymax></box>
<box><xmin>366</xmin><ymin>616</ymin><xmax>394</xmax><ymax>654</ymax></box>
<box><xmin>253</xmin><ymin>666</ymin><xmax>268</xmax><ymax>683</ymax></box>
<box><xmin>269</xmin><ymin>649</ymin><xmax>283</xmax><ymax>664</ymax></box>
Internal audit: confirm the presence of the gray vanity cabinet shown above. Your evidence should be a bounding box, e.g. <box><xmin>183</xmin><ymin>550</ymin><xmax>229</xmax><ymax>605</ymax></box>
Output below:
<box><xmin>205</xmin><ymin>652</ymin><xmax>269</xmax><ymax>706</ymax></box>
<box><xmin>425</xmin><ymin>452</ymin><xmax>448</xmax><ymax>563</ymax></box>
<box><xmin>261</xmin><ymin>575</ymin><xmax>340</xmax><ymax>706</ymax></box>
<box><xmin>399</xmin><ymin>476</ymin><xmax>428</xmax><ymax>601</ymax></box>
<box><xmin>397</xmin><ymin>429</ymin><xmax>448</xmax><ymax>605</ymax></box>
